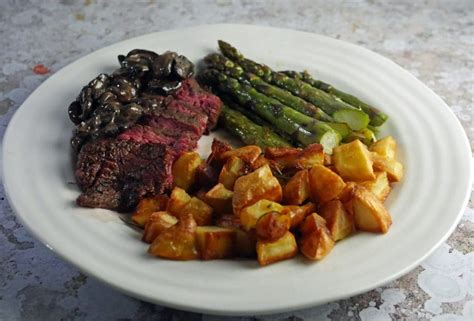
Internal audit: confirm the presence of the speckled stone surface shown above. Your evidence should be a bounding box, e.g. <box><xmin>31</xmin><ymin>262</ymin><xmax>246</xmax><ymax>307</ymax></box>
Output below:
<box><xmin>0</xmin><ymin>1</ymin><xmax>472</xmax><ymax>320</ymax></box>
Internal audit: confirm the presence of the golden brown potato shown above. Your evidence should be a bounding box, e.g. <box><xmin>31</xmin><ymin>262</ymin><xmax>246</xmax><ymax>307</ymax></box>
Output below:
<box><xmin>309</xmin><ymin>165</ymin><xmax>346</xmax><ymax>203</ymax></box>
<box><xmin>167</xmin><ymin>187</ymin><xmax>191</xmax><ymax>216</ymax></box>
<box><xmin>360</xmin><ymin>171</ymin><xmax>391</xmax><ymax>201</ymax></box>
<box><xmin>172</xmin><ymin>152</ymin><xmax>203</xmax><ymax>191</ymax></box>
<box><xmin>293</xmin><ymin>144</ymin><xmax>325</xmax><ymax>169</ymax></box>
<box><xmin>300</xmin><ymin>212</ymin><xmax>327</xmax><ymax>235</ymax></box>
<box><xmin>299</xmin><ymin>226</ymin><xmax>335</xmax><ymax>260</ymax></box>
<box><xmin>142</xmin><ymin>211</ymin><xmax>178</xmax><ymax>243</ymax></box>
<box><xmin>196</xmin><ymin>226</ymin><xmax>236</xmax><ymax>260</ymax></box>
<box><xmin>219</xmin><ymin>156</ymin><xmax>247</xmax><ymax>190</ymax></box>
<box><xmin>320</xmin><ymin>200</ymin><xmax>354</xmax><ymax>241</ymax></box>
<box><xmin>204</xmin><ymin>183</ymin><xmax>233</xmax><ymax>214</ymax></box>
<box><xmin>350</xmin><ymin>185</ymin><xmax>392</xmax><ymax>233</ymax></box>
<box><xmin>251</xmin><ymin>155</ymin><xmax>270</xmax><ymax>170</ymax></box>
<box><xmin>207</xmin><ymin>138</ymin><xmax>232</xmax><ymax>167</ymax></box>
<box><xmin>221</xmin><ymin>145</ymin><xmax>262</xmax><ymax>165</ymax></box>
<box><xmin>256</xmin><ymin>211</ymin><xmax>291</xmax><ymax>241</ymax></box>
<box><xmin>148</xmin><ymin>213</ymin><xmax>198</xmax><ymax>260</ymax></box>
<box><xmin>333</xmin><ymin>140</ymin><xmax>375</xmax><ymax>181</ymax></box>
<box><xmin>181</xmin><ymin>197</ymin><xmax>213</xmax><ymax>226</ymax></box>
<box><xmin>324</xmin><ymin>153</ymin><xmax>332</xmax><ymax>166</ymax></box>
<box><xmin>371</xmin><ymin>153</ymin><xmax>404</xmax><ymax>182</ymax></box>
<box><xmin>281</xmin><ymin>203</ymin><xmax>316</xmax><ymax>228</ymax></box>
<box><xmin>338</xmin><ymin>182</ymin><xmax>357</xmax><ymax>203</ymax></box>
<box><xmin>239</xmin><ymin>199</ymin><xmax>284</xmax><ymax>231</ymax></box>
<box><xmin>283</xmin><ymin>169</ymin><xmax>310</xmax><ymax>205</ymax></box>
<box><xmin>256</xmin><ymin>231</ymin><xmax>298</xmax><ymax>266</ymax></box>
<box><xmin>131</xmin><ymin>195</ymin><xmax>169</xmax><ymax>228</ymax></box>
<box><xmin>370</xmin><ymin>136</ymin><xmax>397</xmax><ymax>159</ymax></box>
<box><xmin>232</xmin><ymin>164</ymin><xmax>282</xmax><ymax>214</ymax></box>
<box><xmin>264</xmin><ymin>147</ymin><xmax>302</xmax><ymax>171</ymax></box>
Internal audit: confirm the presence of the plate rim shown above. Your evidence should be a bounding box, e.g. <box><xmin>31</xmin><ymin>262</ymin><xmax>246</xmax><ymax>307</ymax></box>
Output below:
<box><xmin>2</xmin><ymin>23</ymin><xmax>472</xmax><ymax>316</ymax></box>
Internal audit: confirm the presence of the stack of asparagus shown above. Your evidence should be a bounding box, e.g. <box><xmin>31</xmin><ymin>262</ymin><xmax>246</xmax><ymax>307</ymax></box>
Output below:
<box><xmin>200</xmin><ymin>41</ymin><xmax>388</xmax><ymax>152</ymax></box>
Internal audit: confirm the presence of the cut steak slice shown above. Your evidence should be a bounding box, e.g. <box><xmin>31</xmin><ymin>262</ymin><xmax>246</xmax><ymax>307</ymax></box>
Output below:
<box><xmin>146</xmin><ymin>98</ymin><xmax>208</xmax><ymax>136</ymax></box>
<box><xmin>75</xmin><ymin>139</ymin><xmax>174</xmax><ymax>212</ymax></box>
<box><xmin>118</xmin><ymin>123</ymin><xmax>198</xmax><ymax>156</ymax></box>
<box><xmin>174</xmin><ymin>78</ymin><xmax>223</xmax><ymax>133</ymax></box>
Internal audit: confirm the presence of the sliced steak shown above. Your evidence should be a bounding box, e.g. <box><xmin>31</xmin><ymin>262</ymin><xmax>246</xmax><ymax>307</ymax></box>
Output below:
<box><xmin>145</xmin><ymin>98</ymin><xmax>208</xmax><ymax>136</ymax></box>
<box><xmin>174</xmin><ymin>78</ymin><xmax>223</xmax><ymax>133</ymax></box>
<box><xmin>118</xmin><ymin>123</ymin><xmax>198</xmax><ymax>156</ymax></box>
<box><xmin>73</xmin><ymin>77</ymin><xmax>222</xmax><ymax>211</ymax></box>
<box><xmin>75</xmin><ymin>139</ymin><xmax>174</xmax><ymax>212</ymax></box>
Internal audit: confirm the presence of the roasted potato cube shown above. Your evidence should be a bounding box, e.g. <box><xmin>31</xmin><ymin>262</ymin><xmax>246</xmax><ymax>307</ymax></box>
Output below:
<box><xmin>281</xmin><ymin>203</ymin><xmax>316</xmax><ymax>228</ymax></box>
<box><xmin>333</xmin><ymin>140</ymin><xmax>375</xmax><ymax>181</ymax></box>
<box><xmin>239</xmin><ymin>199</ymin><xmax>284</xmax><ymax>231</ymax></box>
<box><xmin>320</xmin><ymin>200</ymin><xmax>354</xmax><ymax>241</ymax></box>
<box><xmin>338</xmin><ymin>181</ymin><xmax>357</xmax><ymax>218</ymax></box>
<box><xmin>204</xmin><ymin>183</ymin><xmax>233</xmax><ymax>214</ymax></box>
<box><xmin>219</xmin><ymin>156</ymin><xmax>247</xmax><ymax>190</ymax></box>
<box><xmin>196</xmin><ymin>226</ymin><xmax>236</xmax><ymax>260</ymax></box>
<box><xmin>350</xmin><ymin>185</ymin><xmax>392</xmax><ymax>233</ymax></box>
<box><xmin>300</xmin><ymin>212</ymin><xmax>327</xmax><ymax>235</ymax></box>
<box><xmin>221</xmin><ymin>145</ymin><xmax>262</xmax><ymax>165</ymax></box>
<box><xmin>293</xmin><ymin>144</ymin><xmax>325</xmax><ymax>169</ymax></box>
<box><xmin>360</xmin><ymin>171</ymin><xmax>391</xmax><ymax>201</ymax></box>
<box><xmin>131</xmin><ymin>195</ymin><xmax>169</xmax><ymax>227</ymax></box>
<box><xmin>264</xmin><ymin>147</ymin><xmax>302</xmax><ymax>169</ymax></box>
<box><xmin>142</xmin><ymin>211</ymin><xmax>178</xmax><ymax>243</ymax></box>
<box><xmin>256</xmin><ymin>211</ymin><xmax>291</xmax><ymax>241</ymax></box>
<box><xmin>207</xmin><ymin>138</ymin><xmax>233</xmax><ymax>167</ymax></box>
<box><xmin>309</xmin><ymin>165</ymin><xmax>346</xmax><ymax>203</ymax></box>
<box><xmin>338</xmin><ymin>182</ymin><xmax>357</xmax><ymax>203</ymax></box>
<box><xmin>172</xmin><ymin>152</ymin><xmax>203</xmax><ymax>191</ymax></box>
<box><xmin>148</xmin><ymin>213</ymin><xmax>198</xmax><ymax>260</ymax></box>
<box><xmin>167</xmin><ymin>187</ymin><xmax>191</xmax><ymax>216</ymax></box>
<box><xmin>324</xmin><ymin>153</ymin><xmax>332</xmax><ymax>166</ymax></box>
<box><xmin>283</xmin><ymin>169</ymin><xmax>310</xmax><ymax>205</ymax></box>
<box><xmin>256</xmin><ymin>231</ymin><xmax>297</xmax><ymax>266</ymax></box>
<box><xmin>371</xmin><ymin>153</ymin><xmax>404</xmax><ymax>182</ymax></box>
<box><xmin>181</xmin><ymin>197</ymin><xmax>213</xmax><ymax>226</ymax></box>
<box><xmin>233</xmin><ymin>164</ymin><xmax>282</xmax><ymax>214</ymax></box>
<box><xmin>370</xmin><ymin>135</ymin><xmax>397</xmax><ymax>159</ymax></box>
<box><xmin>299</xmin><ymin>226</ymin><xmax>335</xmax><ymax>260</ymax></box>
<box><xmin>251</xmin><ymin>155</ymin><xmax>270</xmax><ymax>170</ymax></box>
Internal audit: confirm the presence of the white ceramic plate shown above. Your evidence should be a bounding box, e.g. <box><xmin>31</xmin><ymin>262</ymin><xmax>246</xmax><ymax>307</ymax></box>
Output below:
<box><xmin>3</xmin><ymin>24</ymin><xmax>472</xmax><ymax>316</ymax></box>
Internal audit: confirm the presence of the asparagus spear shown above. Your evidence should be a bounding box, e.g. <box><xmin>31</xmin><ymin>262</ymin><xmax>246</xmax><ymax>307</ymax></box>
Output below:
<box><xmin>343</xmin><ymin>128</ymin><xmax>377</xmax><ymax>146</ymax></box>
<box><xmin>205</xmin><ymin>53</ymin><xmax>333</xmax><ymax>122</ymax></box>
<box><xmin>220</xmin><ymin>104</ymin><xmax>291</xmax><ymax>148</ymax></box>
<box><xmin>218</xmin><ymin>41</ymin><xmax>370</xmax><ymax>131</ymax></box>
<box><xmin>201</xmin><ymin>69</ymin><xmax>340</xmax><ymax>152</ymax></box>
<box><xmin>283</xmin><ymin>70</ymin><xmax>388</xmax><ymax>126</ymax></box>
<box><xmin>218</xmin><ymin>93</ymin><xmax>298</xmax><ymax>145</ymax></box>
<box><xmin>205</xmin><ymin>53</ymin><xmax>350</xmax><ymax>139</ymax></box>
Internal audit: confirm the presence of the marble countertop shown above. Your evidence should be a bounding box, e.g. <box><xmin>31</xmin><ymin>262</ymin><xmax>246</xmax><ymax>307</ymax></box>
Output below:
<box><xmin>0</xmin><ymin>1</ymin><xmax>472</xmax><ymax>320</ymax></box>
